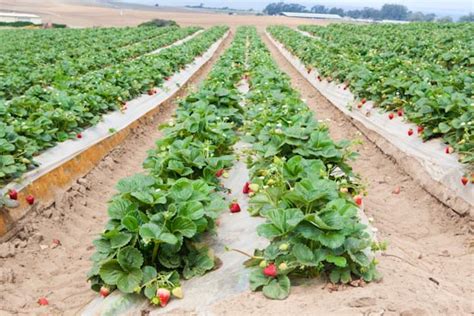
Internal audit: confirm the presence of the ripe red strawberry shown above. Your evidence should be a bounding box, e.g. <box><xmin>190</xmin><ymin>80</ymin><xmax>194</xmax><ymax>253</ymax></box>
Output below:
<box><xmin>156</xmin><ymin>288</ymin><xmax>170</xmax><ymax>307</ymax></box>
<box><xmin>229</xmin><ymin>201</ymin><xmax>241</xmax><ymax>213</ymax></box>
<box><xmin>407</xmin><ymin>128</ymin><xmax>414</xmax><ymax>136</ymax></box>
<box><xmin>445</xmin><ymin>146</ymin><xmax>454</xmax><ymax>154</ymax></box>
<box><xmin>461</xmin><ymin>177</ymin><xmax>468</xmax><ymax>186</ymax></box>
<box><xmin>77</xmin><ymin>133</ymin><xmax>82</xmax><ymax>139</ymax></box>
<box><xmin>263</xmin><ymin>263</ymin><xmax>277</xmax><ymax>277</ymax></box>
<box><xmin>215</xmin><ymin>169</ymin><xmax>224</xmax><ymax>177</ymax></box>
<box><xmin>357</xmin><ymin>102</ymin><xmax>363</xmax><ymax>109</ymax></box>
<box><xmin>307</xmin><ymin>67</ymin><xmax>312</xmax><ymax>74</ymax></box>
<box><xmin>317</xmin><ymin>75</ymin><xmax>322</xmax><ymax>81</ymax></box>
<box><xmin>243</xmin><ymin>182</ymin><xmax>250</xmax><ymax>194</ymax></box>
<box><xmin>417</xmin><ymin>126</ymin><xmax>424</xmax><ymax>134</ymax></box>
<box><xmin>361</xmin><ymin>98</ymin><xmax>367</xmax><ymax>104</ymax></box>
<box><xmin>397</xmin><ymin>109</ymin><xmax>404</xmax><ymax>117</ymax></box>
<box><xmin>147</xmin><ymin>89</ymin><xmax>154</xmax><ymax>96</ymax></box>
<box><xmin>37</xmin><ymin>297</ymin><xmax>48</xmax><ymax>306</ymax></box>
<box><xmin>388</xmin><ymin>113</ymin><xmax>394</xmax><ymax>120</ymax></box>
<box><xmin>99</xmin><ymin>286</ymin><xmax>110</xmax><ymax>298</ymax></box>
<box><xmin>165</xmin><ymin>76</ymin><xmax>170</xmax><ymax>81</ymax></box>
<box><xmin>8</xmin><ymin>189</ymin><xmax>18</xmax><ymax>200</ymax></box>
<box><xmin>354</xmin><ymin>195</ymin><xmax>362</xmax><ymax>206</ymax></box>
<box><xmin>26</xmin><ymin>195</ymin><xmax>35</xmax><ymax>205</ymax></box>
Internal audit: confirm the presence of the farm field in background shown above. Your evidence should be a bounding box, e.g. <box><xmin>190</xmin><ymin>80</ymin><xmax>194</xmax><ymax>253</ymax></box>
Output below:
<box><xmin>0</xmin><ymin>25</ymin><xmax>227</xmax><ymax>185</ymax></box>
<box><xmin>270</xmin><ymin>24</ymin><xmax>474</xmax><ymax>166</ymax></box>
<box><xmin>0</xmin><ymin>6</ymin><xmax>472</xmax><ymax>315</ymax></box>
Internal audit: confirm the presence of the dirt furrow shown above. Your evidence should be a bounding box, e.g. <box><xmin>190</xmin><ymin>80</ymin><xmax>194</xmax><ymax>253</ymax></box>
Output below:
<box><xmin>0</xmin><ymin>32</ymin><xmax>234</xmax><ymax>316</ymax></box>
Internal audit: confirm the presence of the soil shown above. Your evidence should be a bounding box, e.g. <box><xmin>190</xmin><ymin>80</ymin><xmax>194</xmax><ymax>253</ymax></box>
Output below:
<box><xmin>0</xmin><ymin>3</ymin><xmax>472</xmax><ymax>315</ymax></box>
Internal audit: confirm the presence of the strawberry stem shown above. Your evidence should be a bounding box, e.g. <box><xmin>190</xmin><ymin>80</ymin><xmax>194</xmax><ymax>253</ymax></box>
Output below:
<box><xmin>226</xmin><ymin>247</ymin><xmax>263</xmax><ymax>259</ymax></box>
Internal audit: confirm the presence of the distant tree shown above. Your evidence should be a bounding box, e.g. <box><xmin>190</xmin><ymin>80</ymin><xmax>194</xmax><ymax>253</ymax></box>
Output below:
<box><xmin>437</xmin><ymin>16</ymin><xmax>453</xmax><ymax>22</ymax></box>
<box><xmin>408</xmin><ymin>11</ymin><xmax>426</xmax><ymax>21</ymax></box>
<box><xmin>311</xmin><ymin>5</ymin><xmax>327</xmax><ymax>13</ymax></box>
<box><xmin>459</xmin><ymin>13</ymin><xmax>474</xmax><ymax>22</ymax></box>
<box><xmin>346</xmin><ymin>9</ymin><xmax>362</xmax><ymax>19</ymax></box>
<box><xmin>423</xmin><ymin>13</ymin><xmax>436</xmax><ymax>21</ymax></box>
<box><xmin>328</xmin><ymin>7</ymin><xmax>345</xmax><ymax>16</ymax></box>
<box><xmin>380</xmin><ymin>4</ymin><xmax>409</xmax><ymax>20</ymax></box>
<box><xmin>263</xmin><ymin>2</ymin><xmax>306</xmax><ymax>15</ymax></box>
<box><xmin>360</xmin><ymin>7</ymin><xmax>380</xmax><ymax>19</ymax></box>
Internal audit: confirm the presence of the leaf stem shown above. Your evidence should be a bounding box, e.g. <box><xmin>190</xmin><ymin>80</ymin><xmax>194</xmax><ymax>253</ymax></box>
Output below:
<box><xmin>227</xmin><ymin>247</ymin><xmax>263</xmax><ymax>259</ymax></box>
<box><xmin>152</xmin><ymin>241</ymin><xmax>160</xmax><ymax>263</ymax></box>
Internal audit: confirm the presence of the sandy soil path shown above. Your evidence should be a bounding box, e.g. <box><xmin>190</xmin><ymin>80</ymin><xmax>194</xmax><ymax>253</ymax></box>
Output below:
<box><xmin>0</xmin><ymin>31</ymin><xmax>235</xmax><ymax>316</ymax></box>
<box><xmin>207</xmin><ymin>31</ymin><xmax>474</xmax><ymax>316</ymax></box>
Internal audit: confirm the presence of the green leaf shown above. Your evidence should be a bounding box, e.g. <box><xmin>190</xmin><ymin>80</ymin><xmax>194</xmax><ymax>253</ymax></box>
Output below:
<box><xmin>170</xmin><ymin>179</ymin><xmax>193</xmax><ymax>201</ymax></box>
<box><xmin>171</xmin><ymin>216</ymin><xmax>197</xmax><ymax>238</ymax></box>
<box><xmin>121</xmin><ymin>215</ymin><xmax>139</xmax><ymax>232</ymax></box>
<box><xmin>99</xmin><ymin>260</ymin><xmax>124</xmax><ymax>285</ymax></box>
<box><xmin>262</xmin><ymin>275</ymin><xmax>290</xmax><ymax>300</ymax></box>
<box><xmin>183</xmin><ymin>249</ymin><xmax>214</xmax><ymax>279</ymax></box>
<box><xmin>118</xmin><ymin>246</ymin><xmax>144</xmax><ymax>270</ymax></box>
<box><xmin>144</xmin><ymin>283</ymin><xmax>157</xmax><ymax>300</ymax></box>
<box><xmin>257</xmin><ymin>223</ymin><xmax>282</xmax><ymax>239</ymax></box>
<box><xmin>329</xmin><ymin>269</ymin><xmax>340</xmax><ymax>283</ymax></box>
<box><xmin>326</xmin><ymin>255</ymin><xmax>347</xmax><ymax>267</ymax></box>
<box><xmin>249</xmin><ymin>269</ymin><xmax>270</xmax><ymax>291</ymax></box>
<box><xmin>292</xmin><ymin>243</ymin><xmax>315</xmax><ymax>265</ymax></box>
<box><xmin>142</xmin><ymin>266</ymin><xmax>157</xmax><ymax>283</ymax></box>
<box><xmin>139</xmin><ymin>223</ymin><xmax>162</xmax><ymax>242</ymax></box>
<box><xmin>116</xmin><ymin>268</ymin><xmax>143</xmax><ymax>293</ymax></box>
<box><xmin>110</xmin><ymin>232</ymin><xmax>132</xmax><ymax>249</ymax></box>
<box><xmin>108</xmin><ymin>199</ymin><xmax>133</xmax><ymax>220</ymax></box>
<box><xmin>319</xmin><ymin>232</ymin><xmax>345</xmax><ymax>249</ymax></box>
<box><xmin>131</xmin><ymin>191</ymin><xmax>154</xmax><ymax>204</ymax></box>
<box><xmin>116</xmin><ymin>174</ymin><xmax>155</xmax><ymax>193</ymax></box>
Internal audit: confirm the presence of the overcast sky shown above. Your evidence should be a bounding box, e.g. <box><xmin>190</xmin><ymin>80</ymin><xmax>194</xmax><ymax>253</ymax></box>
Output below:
<box><xmin>120</xmin><ymin>0</ymin><xmax>473</xmax><ymax>17</ymax></box>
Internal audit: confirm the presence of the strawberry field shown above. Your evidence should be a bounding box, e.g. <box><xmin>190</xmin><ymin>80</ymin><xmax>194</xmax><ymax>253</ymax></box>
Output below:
<box><xmin>268</xmin><ymin>24</ymin><xmax>474</xmax><ymax>167</ymax></box>
<box><xmin>0</xmin><ymin>25</ymin><xmax>226</xmax><ymax>185</ymax></box>
<box><xmin>0</xmin><ymin>19</ymin><xmax>472</xmax><ymax>316</ymax></box>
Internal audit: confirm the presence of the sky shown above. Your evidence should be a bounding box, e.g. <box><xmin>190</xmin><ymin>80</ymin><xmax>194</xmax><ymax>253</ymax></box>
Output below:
<box><xmin>117</xmin><ymin>0</ymin><xmax>473</xmax><ymax>17</ymax></box>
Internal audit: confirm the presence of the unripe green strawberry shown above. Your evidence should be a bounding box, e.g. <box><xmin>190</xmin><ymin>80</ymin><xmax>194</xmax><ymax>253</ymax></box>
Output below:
<box><xmin>249</xmin><ymin>183</ymin><xmax>259</xmax><ymax>192</ymax></box>
<box><xmin>259</xmin><ymin>260</ymin><xmax>267</xmax><ymax>268</ymax></box>
<box><xmin>278</xmin><ymin>262</ymin><xmax>288</xmax><ymax>271</ymax></box>
<box><xmin>172</xmin><ymin>287</ymin><xmax>183</xmax><ymax>299</ymax></box>
<box><xmin>279</xmin><ymin>243</ymin><xmax>289</xmax><ymax>251</ymax></box>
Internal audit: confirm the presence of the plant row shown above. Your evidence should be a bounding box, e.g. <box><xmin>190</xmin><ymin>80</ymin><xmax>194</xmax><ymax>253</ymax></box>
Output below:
<box><xmin>84</xmin><ymin>25</ymin><xmax>382</xmax><ymax>307</ymax></box>
<box><xmin>237</xmin><ymin>26</ymin><xmax>381</xmax><ymax>299</ymax></box>
<box><xmin>0</xmin><ymin>26</ymin><xmax>227</xmax><ymax>186</ymax></box>
<box><xmin>268</xmin><ymin>25</ymin><xmax>473</xmax><ymax>167</ymax></box>
<box><xmin>0</xmin><ymin>26</ymin><xmax>201</xmax><ymax>100</ymax></box>
<box><xmin>87</xmin><ymin>25</ymin><xmax>246</xmax><ymax>307</ymax></box>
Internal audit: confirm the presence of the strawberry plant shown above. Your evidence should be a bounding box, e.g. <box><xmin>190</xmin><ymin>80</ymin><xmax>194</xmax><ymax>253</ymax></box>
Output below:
<box><xmin>88</xmin><ymin>25</ymin><xmax>248</xmax><ymax>306</ymax></box>
<box><xmin>234</xmin><ymin>26</ymin><xmax>381</xmax><ymax>300</ymax></box>
<box><xmin>269</xmin><ymin>24</ymin><xmax>474</xmax><ymax>169</ymax></box>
